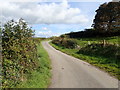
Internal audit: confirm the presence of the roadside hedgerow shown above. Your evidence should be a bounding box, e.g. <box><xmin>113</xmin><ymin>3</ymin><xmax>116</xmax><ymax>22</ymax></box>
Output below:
<box><xmin>2</xmin><ymin>19</ymin><xmax>38</xmax><ymax>88</ymax></box>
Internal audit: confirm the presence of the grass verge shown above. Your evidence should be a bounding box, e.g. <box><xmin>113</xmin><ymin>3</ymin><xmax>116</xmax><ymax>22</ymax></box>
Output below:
<box><xmin>16</xmin><ymin>42</ymin><xmax>51</xmax><ymax>88</ymax></box>
<box><xmin>50</xmin><ymin>42</ymin><xmax>119</xmax><ymax>80</ymax></box>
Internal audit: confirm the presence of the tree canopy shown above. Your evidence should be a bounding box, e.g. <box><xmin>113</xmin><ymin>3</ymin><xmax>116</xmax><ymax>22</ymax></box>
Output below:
<box><xmin>66</xmin><ymin>2</ymin><xmax>120</xmax><ymax>38</ymax></box>
<box><xmin>93</xmin><ymin>2</ymin><xmax>120</xmax><ymax>33</ymax></box>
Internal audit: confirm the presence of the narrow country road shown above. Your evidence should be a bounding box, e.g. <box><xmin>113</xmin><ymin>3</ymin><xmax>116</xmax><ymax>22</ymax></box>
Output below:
<box><xmin>42</xmin><ymin>41</ymin><xmax>118</xmax><ymax>88</ymax></box>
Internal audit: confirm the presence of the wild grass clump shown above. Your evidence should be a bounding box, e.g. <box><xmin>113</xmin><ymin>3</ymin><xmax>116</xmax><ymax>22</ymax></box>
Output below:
<box><xmin>16</xmin><ymin>43</ymin><xmax>51</xmax><ymax>88</ymax></box>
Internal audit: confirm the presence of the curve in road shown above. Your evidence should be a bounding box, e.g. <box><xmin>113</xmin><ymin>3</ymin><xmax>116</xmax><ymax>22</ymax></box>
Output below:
<box><xmin>42</xmin><ymin>41</ymin><xmax>118</xmax><ymax>88</ymax></box>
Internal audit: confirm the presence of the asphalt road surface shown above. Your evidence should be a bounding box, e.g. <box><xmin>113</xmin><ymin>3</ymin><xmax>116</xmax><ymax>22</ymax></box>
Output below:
<box><xmin>42</xmin><ymin>41</ymin><xmax>118</xmax><ymax>88</ymax></box>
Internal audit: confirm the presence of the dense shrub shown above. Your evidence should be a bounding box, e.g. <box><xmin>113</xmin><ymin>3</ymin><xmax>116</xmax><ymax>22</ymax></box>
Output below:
<box><xmin>78</xmin><ymin>43</ymin><xmax>120</xmax><ymax>65</ymax></box>
<box><xmin>61</xmin><ymin>39</ymin><xmax>77</xmax><ymax>49</ymax></box>
<box><xmin>2</xmin><ymin>19</ymin><xmax>38</xmax><ymax>87</ymax></box>
<box><xmin>52</xmin><ymin>37</ymin><xmax>77</xmax><ymax>49</ymax></box>
<box><xmin>52</xmin><ymin>37</ymin><xmax>61</xmax><ymax>46</ymax></box>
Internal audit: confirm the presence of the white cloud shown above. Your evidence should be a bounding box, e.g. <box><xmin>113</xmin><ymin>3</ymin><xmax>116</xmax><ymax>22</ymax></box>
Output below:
<box><xmin>35</xmin><ymin>30</ymin><xmax>61</xmax><ymax>37</ymax></box>
<box><xmin>0</xmin><ymin>0</ymin><xmax>89</xmax><ymax>24</ymax></box>
<box><xmin>112</xmin><ymin>0</ymin><xmax>120</xmax><ymax>2</ymax></box>
<box><xmin>41</xmin><ymin>27</ymin><xmax>48</xmax><ymax>30</ymax></box>
<box><xmin>0</xmin><ymin>0</ymin><xmax>112</xmax><ymax>2</ymax></box>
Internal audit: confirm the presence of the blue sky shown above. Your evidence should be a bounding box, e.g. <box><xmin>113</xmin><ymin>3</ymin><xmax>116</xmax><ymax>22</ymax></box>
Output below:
<box><xmin>1</xmin><ymin>0</ymin><xmax>112</xmax><ymax>37</ymax></box>
<box><xmin>32</xmin><ymin>1</ymin><xmax>110</xmax><ymax>37</ymax></box>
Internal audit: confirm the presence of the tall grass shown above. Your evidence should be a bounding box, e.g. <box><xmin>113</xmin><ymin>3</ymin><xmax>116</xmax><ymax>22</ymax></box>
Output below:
<box><xmin>16</xmin><ymin>42</ymin><xmax>51</xmax><ymax>88</ymax></box>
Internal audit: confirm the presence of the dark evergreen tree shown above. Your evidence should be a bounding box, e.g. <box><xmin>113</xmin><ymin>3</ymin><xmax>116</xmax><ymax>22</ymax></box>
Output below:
<box><xmin>93</xmin><ymin>2</ymin><xmax>120</xmax><ymax>36</ymax></box>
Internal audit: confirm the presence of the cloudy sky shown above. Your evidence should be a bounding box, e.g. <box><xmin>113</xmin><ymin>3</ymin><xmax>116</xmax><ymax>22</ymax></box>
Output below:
<box><xmin>0</xmin><ymin>0</ymin><xmax>113</xmax><ymax>37</ymax></box>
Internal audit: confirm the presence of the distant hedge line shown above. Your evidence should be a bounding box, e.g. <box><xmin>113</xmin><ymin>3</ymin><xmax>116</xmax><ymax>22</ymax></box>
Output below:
<box><xmin>66</xmin><ymin>29</ymin><xmax>120</xmax><ymax>38</ymax></box>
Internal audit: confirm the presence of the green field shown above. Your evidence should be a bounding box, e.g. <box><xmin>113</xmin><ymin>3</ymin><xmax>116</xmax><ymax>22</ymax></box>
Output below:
<box><xmin>16</xmin><ymin>42</ymin><xmax>51</xmax><ymax>88</ymax></box>
<box><xmin>73</xmin><ymin>36</ymin><xmax>119</xmax><ymax>47</ymax></box>
<box><xmin>50</xmin><ymin>36</ymin><xmax>120</xmax><ymax>80</ymax></box>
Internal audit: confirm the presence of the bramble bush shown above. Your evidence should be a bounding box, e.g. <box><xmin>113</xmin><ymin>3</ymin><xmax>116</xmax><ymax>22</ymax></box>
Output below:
<box><xmin>2</xmin><ymin>19</ymin><xmax>39</xmax><ymax>87</ymax></box>
<box><xmin>78</xmin><ymin>43</ymin><xmax>120</xmax><ymax>66</ymax></box>
<box><xmin>52</xmin><ymin>37</ymin><xmax>77</xmax><ymax>49</ymax></box>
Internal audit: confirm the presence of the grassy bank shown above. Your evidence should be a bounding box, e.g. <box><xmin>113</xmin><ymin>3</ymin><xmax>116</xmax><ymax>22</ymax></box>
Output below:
<box><xmin>16</xmin><ymin>42</ymin><xmax>51</xmax><ymax>88</ymax></box>
<box><xmin>50</xmin><ymin>36</ymin><xmax>120</xmax><ymax>80</ymax></box>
